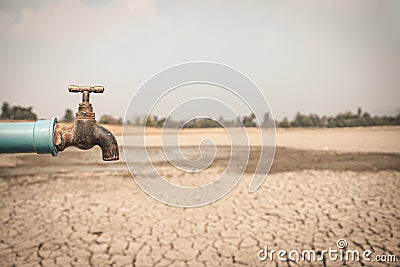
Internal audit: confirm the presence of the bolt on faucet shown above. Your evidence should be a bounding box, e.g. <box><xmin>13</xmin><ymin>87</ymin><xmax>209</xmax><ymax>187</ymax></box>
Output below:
<box><xmin>54</xmin><ymin>85</ymin><xmax>119</xmax><ymax>161</ymax></box>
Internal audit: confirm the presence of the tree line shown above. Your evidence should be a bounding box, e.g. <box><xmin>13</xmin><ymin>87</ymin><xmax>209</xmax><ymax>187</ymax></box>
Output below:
<box><xmin>0</xmin><ymin>102</ymin><xmax>37</xmax><ymax>120</ymax></box>
<box><xmin>2</xmin><ymin>102</ymin><xmax>399</xmax><ymax>128</ymax></box>
<box><xmin>128</xmin><ymin>107</ymin><xmax>400</xmax><ymax>128</ymax></box>
<box><xmin>127</xmin><ymin>113</ymin><xmax>272</xmax><ymax>128</ymax></box>
<box><xmin>279</xmin><ymin>108</ymin><xmax>400</xmax><ymax>128</ymax></box>
<box><xmin>61</xmin><ymin>108</ymin><xmax>123</xmax><ymax>124</ymax></box>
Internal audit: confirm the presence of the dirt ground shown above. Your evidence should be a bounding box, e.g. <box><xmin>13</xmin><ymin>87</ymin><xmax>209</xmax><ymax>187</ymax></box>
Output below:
<box><xmin>0</xmin><ymin>126</ymin><xmax>399</xmax><ymax>266</ymax></box>
<box><xmin>118</xmin><ymin>125</ymin><xmax>400</xmax><ymax>153</ymax></box>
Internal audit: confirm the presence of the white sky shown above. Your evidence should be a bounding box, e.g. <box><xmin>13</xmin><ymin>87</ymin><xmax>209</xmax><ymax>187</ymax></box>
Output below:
<box><xmin>0</xmin><ymin>0</ymin><xmax>399</xmax><ymax>120</ymax></box>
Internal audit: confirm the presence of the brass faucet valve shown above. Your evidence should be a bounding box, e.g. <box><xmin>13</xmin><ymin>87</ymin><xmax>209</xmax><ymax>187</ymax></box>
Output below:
<box><xmin>68</xmin><ymin>85</ymin><xmax>105</xmax><ymax>120</ymax></box>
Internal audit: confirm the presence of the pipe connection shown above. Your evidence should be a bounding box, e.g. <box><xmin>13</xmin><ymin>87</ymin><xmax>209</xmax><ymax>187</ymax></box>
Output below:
<box><xmin>0</xmin><ymin>85</ymin><xmax>119</xmax><ymax>161</ymax></box>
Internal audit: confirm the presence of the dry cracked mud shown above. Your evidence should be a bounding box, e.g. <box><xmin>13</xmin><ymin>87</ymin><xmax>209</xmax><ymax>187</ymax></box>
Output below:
<box><xmin>0</xmin><ymin>147</ymin><xmax>399</xmax><ymax>267</ymax></box>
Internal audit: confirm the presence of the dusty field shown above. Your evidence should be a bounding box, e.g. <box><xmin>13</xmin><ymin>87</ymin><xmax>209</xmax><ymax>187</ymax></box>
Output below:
<box><xmin>119</xmin><ymin>125</ymin><xmax>400</xmax><ymax>153</ymax></box>
<box><xmin>0</xmin><ymin>126</ymin><xmax>399</xmax><ymax>266</ymax></box>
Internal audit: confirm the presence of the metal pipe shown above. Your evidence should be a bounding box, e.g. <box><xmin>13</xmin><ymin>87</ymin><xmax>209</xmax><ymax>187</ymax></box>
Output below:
<box><xmin>0</xmin><ymin>118</ymin><xmax>58</xmax><ymax>156</ymax></box>
<box><xmin>0</xmin><ymin>85</ymin><xmax>119</xmax><ymax>161</ymax></box>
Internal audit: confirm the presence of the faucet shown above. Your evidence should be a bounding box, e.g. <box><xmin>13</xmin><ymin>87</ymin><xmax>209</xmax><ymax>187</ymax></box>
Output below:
<box><xmin>0</xmin><ymin>85</ymin><xmax>119</xmax><ymax>161</ymax></box>
<box><xmin>54</xmin><ymin>85</ymin><xmax>119</xmax><ymax>161</ymax></box>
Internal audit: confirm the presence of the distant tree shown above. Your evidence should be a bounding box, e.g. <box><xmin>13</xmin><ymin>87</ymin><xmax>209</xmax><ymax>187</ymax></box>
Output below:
<box><xmin>163</xmin><ymin>116</ymin><xmax>175</xmax><ymax>128</ymax></box>
<box><xmin>279</xmin><ymin>117</ymin><xmax>290</xmax><ymax>128</ymax></box>
<box><xmin>62</xmin><ymin>108</ymin><xmax>74</xmax><ymax>122</ymax></box>
<box><xmin>152</xmin><ymin>116</ymin><xmax>158</xmax><ymax>126</ymax></box>
<box><xmin>290</xmin><ymin>112</ymin><xmax>300</xmax><ymax>127</ymax></box>
<box><xmin>145</xmin><ymin>114</ymin><xmax>162</xmax><ymax>127</ymax></box>
<box><xmin>327</xmin><ymin>116</ymin><xmax>337</xmax><ymax>128</ymax></box>
<box><xmin>12</xmin><ymin>106</ymin><xmax>37</xmax><ymax>120</ymax></box>
<box><xmin>132</xmin><ymin>116</ymin><xmax>142</xmax><ymax>126</ymax></box>
<box><xmin>308</xmin><ymin>113</ymin><xmax>320</xmax><ymax>127</ymax></box>
<box><xmin>320</xmin><ymin>116</ymin><xmax>328</xmax><ymax>127</ymax></box>
<box><xmin>157</xmin><ymin>117</ymin><xmax>166</xmax><ymax>127</ymax></box>
<box><xmin>184</xmin><ymin>118</ymin><xmax>221</xmax><ymax>128</ymax></box>
<box><xmin>291</xmin><ymin>112</ymin><xmax>313</xmax><ymax>127</ymax></box>
<box><xmin>278</xmin><ymin>108</ymin><xmax>400</xmax><ymax>128</ymax></box>
<box><xmin>1</xmin><ymin>102</ymin><xmax>11</xmax><ymax>119</ymax></box>
<box><xmin>145</xmin><ymin>116</ymin><xmax>153</xmax><ymax>126</ymax></box>
<box><xmin>243</xmin><ymin>113</ymin><xmax>256</xmax><ymax>127</ymax></box>
<box><xmin>359</xmin><ymin>112</ymin><xmax>370</xmax><ymax>126</ymax></box>
<box><xmin>357</xmin><ymin>107</ymin><xmax>362</xmax><ymax>117</ymax></box>
<box><xmin>262</xmin><ymin>112</ymin><xmax>274</xmax><ymax>127</ymax></box>
<box><xmin>234</xmin><ymin>117</ymin><xmax>242</xmax><ymax>127</ymax></box>
<box><xmin>396</xmin><ymin>113</ymin><xmax>400</xmax><ymax>125</ymax></box>
<box><xmin>99</xmin><ymin>114</ymin><xmax>120</xmax><ymax>124</ymax></box>
<box><xmin>129</xmin><ymin>109</ymin><xmax>400</xmax><ymax>129</ymax></box>
<box><xmin>0</xmin><ymin>103</ymin><xmax>37</xmax><ymax>120</ymax></box>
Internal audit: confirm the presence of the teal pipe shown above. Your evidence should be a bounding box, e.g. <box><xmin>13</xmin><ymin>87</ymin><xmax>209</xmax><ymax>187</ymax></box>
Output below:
<box><xmin>0</xmin><ymin>118</ymin><xmax>58</xmax><ymax>156</ymax></box>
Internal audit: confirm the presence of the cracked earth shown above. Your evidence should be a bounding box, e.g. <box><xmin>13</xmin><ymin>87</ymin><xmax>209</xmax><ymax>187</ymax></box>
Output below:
<box><xmin>0</xmin><ymin>126</ymin><xmax>400</xmax><ymax>266</ymax></box>
<box><xmin>0</xmin><ymin>145</ymin><xmax>399</xmax><ymax>266</ymax></box>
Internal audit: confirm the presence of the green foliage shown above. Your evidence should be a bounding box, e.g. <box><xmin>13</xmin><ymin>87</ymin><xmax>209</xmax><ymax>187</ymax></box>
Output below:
<box><xmin>262</xmin><ymin>112</ymin><xmax>274</xmax><ymax>127</ymax></box>
<box><xmin>132</xmin><ymin>114</ymin><xmax>243</xmax><ymax>128</ymax></box>
<box><xmin>127</xmin><ymin>108</ymin><xmax>400</xmax><ymax>129</ymax></box>
<box><xmin>99</xmin><ymin>114</ymin><xmax>122</xmax><ymax>124</ymax></box>
<box><xmin>242</xmin><ymin>113</ymin><xmax>256</xmax><ymax>127</ymax></box>
<box><xmin>157</xmin><ymin>117</ymin><xmax>166</xmax><ymax>127</ymax></box>
<box><xmin>1</xmin><ymin>102</ymin><xmax>11</xmax><ymax>119</ymax></box>
<box><xmin>145</xmin><ymin>115</ymin><xmax>159</xmax><ymax>127</ymax></box>
<box><xmin>279</xmin><ymin>117</ymin><xmax>290</xmax><ymax>128</ymax></box>
<box><xmin>62</xmin><ymin>108</ymin><xmax>74</xmax><ymax>122</ymax></box>
<box><xmin>0</xmin><ymin>102</ymin><xmax>37</xmax><ymax>120</ymax></box>
<box><xmin>279</xmin><ymin>108</ymin><xmax>400</xmax><ymax>128</ymax></box>
<box><xmin>145</xmin><ymin>115</ymin><xmax>153</xmax><ymax>126</ymax></box>
<box><xmin>183</xmin><ymin>118</ymin><xmax>221</xmax><ymax>128</ymax></box>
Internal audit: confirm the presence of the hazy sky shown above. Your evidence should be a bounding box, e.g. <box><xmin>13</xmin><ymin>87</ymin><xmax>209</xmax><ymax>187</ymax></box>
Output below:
<box><xmin>0</xmin><ymin>0</ymin><xmax>399</xmax><ymax>120</ymax></box>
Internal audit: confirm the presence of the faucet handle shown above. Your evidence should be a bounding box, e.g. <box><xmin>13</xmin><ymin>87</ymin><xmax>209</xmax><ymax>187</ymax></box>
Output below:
<box><xmin>68</xmin><ymin>85</ymin><xmax>104</xmax><ymax>93</ymax></box>
<box><xmin>68</xmin><ymin>85</ymin><xmax>104</xmax><ymax>119</ymax></box>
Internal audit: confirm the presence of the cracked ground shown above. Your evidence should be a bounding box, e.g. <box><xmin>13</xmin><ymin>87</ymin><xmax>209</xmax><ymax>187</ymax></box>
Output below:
<box><xmin>0</xmin><ymin>145</ymin><xmax>399</xmax><ymax>267</ymax></box>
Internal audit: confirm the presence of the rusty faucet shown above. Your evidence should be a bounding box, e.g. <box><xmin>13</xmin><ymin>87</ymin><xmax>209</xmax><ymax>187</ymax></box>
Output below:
<box><xmin>53</xmin><ymin>85</ymin><xmax>119</xmax><ymax>161</ymax></box>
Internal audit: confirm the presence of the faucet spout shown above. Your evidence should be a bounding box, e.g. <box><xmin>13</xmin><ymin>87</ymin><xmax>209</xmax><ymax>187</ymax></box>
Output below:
<box><xmin>54</xmin><ymin>121</ymin><xmax>120</xmax><ymax>161</ymax></box>
<box><xmin>93</xmin><ymin>124</ymin><xmax>119</xmax><ymax>161</ymax></box>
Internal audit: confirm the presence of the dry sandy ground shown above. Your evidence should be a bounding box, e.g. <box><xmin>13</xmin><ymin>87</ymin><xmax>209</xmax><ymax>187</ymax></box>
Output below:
<box><xmin>119</xmin><ymin>125</ymin><xmax>400</xmax><ymax>153</ymax></box>
<box><xmin>0</xmin><ymin>126</ymin><xmax>399</xmax><ymax>267</ymax></box>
